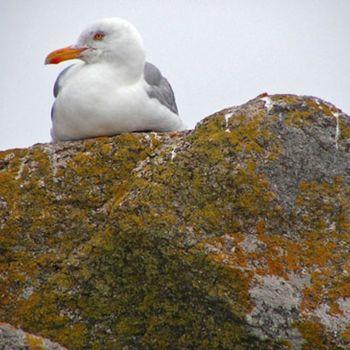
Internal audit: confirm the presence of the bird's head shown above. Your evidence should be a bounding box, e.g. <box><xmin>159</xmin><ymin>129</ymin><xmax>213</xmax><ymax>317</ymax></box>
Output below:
<box><xmin>45</xmin><ymin>18</ymin><xmax>145</xmax><ymax>66</ymax></box>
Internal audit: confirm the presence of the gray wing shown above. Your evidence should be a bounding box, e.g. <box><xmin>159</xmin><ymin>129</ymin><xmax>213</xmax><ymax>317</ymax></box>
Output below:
<box><xmin>51</xmin><ymin>65</ymin><xmax>75</xmax><ymax>122</ymax></box>
<box><xmin>144</xmin><ymin>62</ymin><xmax>178</xmax><ymax>114</ymax></box>
<box><xmin>53</xmin><ymin>64</ymin><xmax>75</xmax><ymax>97</ymax></box>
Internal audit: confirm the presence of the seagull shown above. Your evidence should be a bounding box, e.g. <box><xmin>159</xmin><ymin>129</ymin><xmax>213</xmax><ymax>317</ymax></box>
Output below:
<box><xmin>45</xmin><ymin>18</ymin><xmax>184</xmax><ymax>142</ymax></box>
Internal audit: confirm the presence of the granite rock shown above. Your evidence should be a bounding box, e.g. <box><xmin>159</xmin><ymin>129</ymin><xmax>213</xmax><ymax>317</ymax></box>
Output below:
<box><xmin>0</xmin><ymin>94</ymin><xmax>349</xmax><ymax>349</ymax></box>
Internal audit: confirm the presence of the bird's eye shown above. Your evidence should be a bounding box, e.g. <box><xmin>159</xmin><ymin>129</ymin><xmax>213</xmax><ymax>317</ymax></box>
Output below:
<box><xmin>93</xmin><ymin>32</ymin><xmax>105</xmax><ymax>41</ymax></box>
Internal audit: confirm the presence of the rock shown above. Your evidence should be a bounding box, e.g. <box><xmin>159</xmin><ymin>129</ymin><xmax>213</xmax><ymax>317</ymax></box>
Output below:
<box><xmin>0</xmin><ymin>322</ymin><xmax>66</xmax><ymax>350</ymax></box>
<box><xmin>0</xmin><ymin>94</ymin><xmax>349</xmax><ymax>349</ymax></box>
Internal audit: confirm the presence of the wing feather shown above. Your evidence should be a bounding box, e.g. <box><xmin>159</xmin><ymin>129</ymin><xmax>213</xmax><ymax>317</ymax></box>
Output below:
<box><xmin>53</xmin><ymin>64</ymin><xmax>75</xmax><ymax>97</ymax></box>
<box><xmin>144</xmin><ymin>62</ymin><xmax>178</xmax><ymax>114</ymax></box>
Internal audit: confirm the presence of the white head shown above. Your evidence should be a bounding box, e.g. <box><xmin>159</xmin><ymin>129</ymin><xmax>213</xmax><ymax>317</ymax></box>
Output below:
<box><xmin>76</xmin><ymin>18</ymin><xmax>144</xmax><ymax>65</ymax></box>
<box><xmin>45</xmin><ymin>18</ymin><xmax>146</xmax><ymax>78</ymax></box>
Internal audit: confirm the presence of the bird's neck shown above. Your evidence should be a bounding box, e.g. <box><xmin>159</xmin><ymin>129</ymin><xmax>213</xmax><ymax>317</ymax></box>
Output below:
<box><xmin>99</xmin><ymin>48</ymin><xmax>145</xmax><ymax>84</ymax></box>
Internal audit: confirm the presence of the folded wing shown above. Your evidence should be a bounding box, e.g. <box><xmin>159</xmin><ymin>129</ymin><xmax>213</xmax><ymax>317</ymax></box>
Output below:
<box><xmin>144</xmin><ymin>62</ymin><xmax>178</xmax><ymax>115</ymax></box>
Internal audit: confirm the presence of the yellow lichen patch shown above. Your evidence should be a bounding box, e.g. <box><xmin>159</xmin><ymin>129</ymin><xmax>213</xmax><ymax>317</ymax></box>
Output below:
<box><xmin>339</xmin><ymin>118</ymin><xmax>350</xmax><ymax>140</ymax></box>
<box><xmin>30</xmin><ymin>148</ymin><xmax>52</xmax><ymax>177</ymax></box>
<box><xmin>341</xmin><ymin>324</ymin><xmax>350</xmax><ymax>342</ymax></box>
<box><xmin>295</xmin><ymin>178</ymin><xmax>349</xmax><ymax>236</ymax></box>
<box><xmin>304</xmin><ymin>98</ymin><xmax>338</xmax><ymax>117</ymax></box>
<box><xmin>270</xmin><ymin>94</ymin><xmax>301</xmax><ymax>106</ymax></box>
<box><xmin>297</xmin><ymin>320</ymin><xmax>334</xmax><ymax>350</ymax></box>
<box><xmin>108</xmin><ymin>181</ymin><xmax>130</xmax><ymax>211</ymax></box>
<box><xmin>303</xmin><ymin>98</ymin><xmax>321</xmax><ymax>111</ymax></box>
<box><xmin>284</xmin><ymin>110</ymin><xmax>314</xmax><ymax>128</ymax></box>
<box><xmin>193</xmin><ymin>109</ymin><xmax>281</xmax><ymax>163</ymax></box>
<box><xmin>55</xmin><ymin>323</ymin><xmax>87</xmax><ymax>349</ymax></box>
<box><xmin>150</xmin><ymin>133</ymin><xmax>162</xmax><ymax>148</ymax></box>
<box><xmin>99</xmin><ymin>142</ymin><xmax>113</xmax><ymax>155</ymax></box>
<box><xmin>226</xmin><ymin>112</ymin><xmax>281</xmax><ymax>159</ymax></box>
<box><xmin>233</xmin><ymin>160</ymin><xmax>278</xmax><ymax>218</ymax></box>
<box><xmin>14</xmin><ymin>291</ymin><xmax>68</xmax><ymax>330</ymax></box>
<box><xmin>196</xmin><ymin>233</ymin><xmax>254</xmax><ymax>313</ymax></box>
<box><xmin>25</xmin><ymin>333</ymin><xmax>44</xmax><ymax>350</ymax></box>
<box><xmin>0</xmin><ymin>151</ymin><xmax>25</xmax><ymax>211</ymax></box>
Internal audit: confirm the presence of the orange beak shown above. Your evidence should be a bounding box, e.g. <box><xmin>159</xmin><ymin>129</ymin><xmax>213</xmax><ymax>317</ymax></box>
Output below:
<box><xmin>45</xmin><ymin>46</ymin><xmax>87</xmax><ymax>64</ymax></box>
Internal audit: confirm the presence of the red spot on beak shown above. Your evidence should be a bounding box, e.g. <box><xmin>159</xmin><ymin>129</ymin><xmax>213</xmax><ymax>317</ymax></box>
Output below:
<box><xmin>50</xmin><ymin>57</ymin><xmax>62</xmax><ymax>64</ymax></box>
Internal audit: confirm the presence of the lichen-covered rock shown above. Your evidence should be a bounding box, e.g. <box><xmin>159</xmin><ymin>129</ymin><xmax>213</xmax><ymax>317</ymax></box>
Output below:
<box><xmin>0</xmin><ymin>322</ymin><xmax>66</xmax><ymax>350</ymax></box>
<box><xmin>0</xmin><ymin>94</ymin><xmax>349</xmax><ymax>349</ymax></box>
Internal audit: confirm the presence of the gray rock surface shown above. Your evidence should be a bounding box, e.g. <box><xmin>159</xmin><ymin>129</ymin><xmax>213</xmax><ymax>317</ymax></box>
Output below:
<box><xmin>0</xmin><ymin>322</ymin><xmax>66</xmax><ymax>350</ymax></box>
<box><xmin>0</xmin><ymin>94</ymin><xmax>349</xmax><ymax>349</ymax></box>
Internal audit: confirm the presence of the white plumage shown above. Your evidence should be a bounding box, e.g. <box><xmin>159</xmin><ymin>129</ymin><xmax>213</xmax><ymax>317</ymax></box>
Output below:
<box><xmin>46</xmin><ymin>18</ymin><xmax>184</xmax><ymax>142</ymax></box>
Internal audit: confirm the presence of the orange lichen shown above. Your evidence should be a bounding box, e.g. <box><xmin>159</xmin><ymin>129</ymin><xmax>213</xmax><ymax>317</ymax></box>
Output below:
<box><xmin>301</xmin><ymin>287</ymin><xmax>321</xmax><ymax>312</ymax></box>
<box><xmin>329</xmin><ymin>301</ymin><xmax>344</xmax><ymax>316</ymax></box>
<box><xmin>256</xmin><ymin>219</ymin><xmax>266</xmax><ymax>235</ymax></box>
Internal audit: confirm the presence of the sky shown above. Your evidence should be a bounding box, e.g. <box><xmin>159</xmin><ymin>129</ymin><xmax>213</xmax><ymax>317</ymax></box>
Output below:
<box><xmin>1</xmin><ymin>0</ymin><xmax>349</xmax><ymax>150</ymax></box>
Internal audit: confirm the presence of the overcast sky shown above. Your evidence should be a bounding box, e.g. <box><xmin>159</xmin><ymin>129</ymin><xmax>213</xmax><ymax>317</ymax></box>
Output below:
<box><xmin>1</xmin><ymin>0</ymin><xmax>349</xmax><ymax>150</ymax></box>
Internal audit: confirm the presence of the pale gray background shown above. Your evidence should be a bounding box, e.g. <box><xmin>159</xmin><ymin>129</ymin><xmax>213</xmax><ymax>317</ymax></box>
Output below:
<box><xmin>1</xmin><ymin>0</ymin><xmax>349</xmax><ymax>150</ymax></box>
